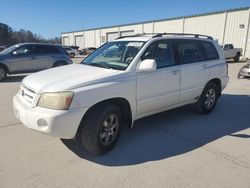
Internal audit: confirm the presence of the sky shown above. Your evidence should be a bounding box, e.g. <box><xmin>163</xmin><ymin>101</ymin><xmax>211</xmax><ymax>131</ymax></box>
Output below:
<box><xmin>1</xmin><ymin>0</ymin><xmax>250</xmax><ymax>39</ymax></box>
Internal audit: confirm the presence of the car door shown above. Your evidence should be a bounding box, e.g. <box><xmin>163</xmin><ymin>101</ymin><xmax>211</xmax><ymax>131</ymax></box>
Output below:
<box><xmin>8</xmin><ymin>44</ymin><xmax>38</xmax><ymax>73</ymax></box>
<box><xmin>34</xmin><ymin>45</ymin><xmax>56</xmax><ymax>70</ymax></box>
<box><xmin>176</xmin><ymin>39</ymin><xmax>211</xmax><ymax>103</ymax></box>
<box><xmin>136</xmin><ymin>40</ymin><xmax>180</xmax><ymax>116</ymax></box>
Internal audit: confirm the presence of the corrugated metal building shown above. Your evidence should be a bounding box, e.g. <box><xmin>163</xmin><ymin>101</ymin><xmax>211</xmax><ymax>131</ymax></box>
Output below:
<box><xmin>62</xmin><ymin>7</ymin><xmax>250</xmax><ymax>59</ymax></box>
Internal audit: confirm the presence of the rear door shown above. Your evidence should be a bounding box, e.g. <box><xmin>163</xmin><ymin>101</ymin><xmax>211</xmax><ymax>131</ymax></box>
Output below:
<box><xmin>175</xmin><ymin>39</ymin><xmax>211</xmax><ymax>103</ymax></box>
<box><xmin>34</xmin><ymin>45</ymin><xmax>57</xmax><ymax>70</ymax></box>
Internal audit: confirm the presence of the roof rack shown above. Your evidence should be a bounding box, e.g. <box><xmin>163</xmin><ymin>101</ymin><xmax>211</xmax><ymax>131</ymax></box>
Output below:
<box><xmin>116</xmin><ymin>33</ymin><xmax>157</xmax><ymax>39</ymax></box>
<box><xmin>152</xmin><ymin>33</ymin><xmax>213</xmax><ymax>40</ymax></box>
<box><xmin>116</xmin><ymin>32</ymin><xmax>213</xmax><ymax>40</ymax></box>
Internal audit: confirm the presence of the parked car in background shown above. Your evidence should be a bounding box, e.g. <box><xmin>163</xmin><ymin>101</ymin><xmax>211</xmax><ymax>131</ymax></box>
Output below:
<box><xmin>0</xmin><ymin>46</ymin><xmax>6</xmax><ymax>52</ymax></box>
<box><xmin>0</xmin><ymin>43</ymin><xmax>72</xmax><ymax>81</ymax></box>
<box><xmin>79</xmin><ymin>47</ymin><xmax>96</xmax><ymax>55</ymax></box>
<box><xmin>69</xmin><ymin>46</ymin><xmax>80</xmax><ymax>51</ymax></box>
<box><xmin>238</xmin><ymin>61</ymin><xmax>250</xmax><ymax>79</ymax></box>
<box><xmin>221</xmin><ymin>44</ymin><xmax>242</xmax><ymax>62</ymax></box>
<box><xmin>13</xmin><ymin>33</ymin><xmax>229</xmax><ymax>154</ymax></box>
<box><xmin>63</xmin><ymin>46</ymin><xmax>79</xmax><ymax>58</ymax></box>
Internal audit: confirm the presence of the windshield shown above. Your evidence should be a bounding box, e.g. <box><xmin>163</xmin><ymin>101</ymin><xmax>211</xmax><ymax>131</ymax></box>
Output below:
<box><xmin>81</xmin><ymin>41</ymin><xmax>145</xmax><ymax>70</ymax></box>
<box><xmin>0</xmin><ymin>45</ymin><xmax>18</xmax><ymax>55</ymax></box>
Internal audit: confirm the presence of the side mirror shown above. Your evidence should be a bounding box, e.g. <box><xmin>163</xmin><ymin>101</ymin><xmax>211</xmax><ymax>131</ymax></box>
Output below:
<box><xmin>137</xmin><ymin>59</ymin><xmax>156</xmax><ymax>73</ymax></box>
<box><xmin>12</xmin><ymin>51</ymin><xmax>18</xmax><ymax>56</ymax></box>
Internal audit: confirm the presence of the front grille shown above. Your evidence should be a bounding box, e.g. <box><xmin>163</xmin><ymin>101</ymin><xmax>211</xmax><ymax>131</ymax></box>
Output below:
<box><xmin>19</xmin><ymin>85</ymin><xmax>36</xmax><ymax>104</ymax></box>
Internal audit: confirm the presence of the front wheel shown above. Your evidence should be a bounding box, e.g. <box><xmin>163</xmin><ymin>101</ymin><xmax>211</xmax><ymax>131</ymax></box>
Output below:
<box><xmin>0</xmin><ymin>66</ymin><xmax>7</xmax><ymax>81</ymax></box>
<box><xmin>195</xmin><ymin>82</ymin><xmax>219</xmax><ymax>114</ymax></box>
<box><xmin>80</xmin><ymin>104</ymin><xmax>122</xmax><ymax>155</ymax></box>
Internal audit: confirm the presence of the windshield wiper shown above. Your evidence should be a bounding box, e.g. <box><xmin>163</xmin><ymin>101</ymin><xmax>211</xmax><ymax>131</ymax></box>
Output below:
<box><xmin>85</xmin><ymin>62</ymin><xmax>112</xmax><ymax>69</ymax></box>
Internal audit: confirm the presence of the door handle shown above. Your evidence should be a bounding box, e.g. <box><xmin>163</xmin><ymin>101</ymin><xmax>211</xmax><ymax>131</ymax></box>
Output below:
<box><xmin>171</xmin><ymin>70</ymin><xmax>180</xmax><ymax>75</ymax></box>
<box><xmin>202</xmin><ymin>64</ymin><xmax>208</xmax><ymax>69</ymax></box>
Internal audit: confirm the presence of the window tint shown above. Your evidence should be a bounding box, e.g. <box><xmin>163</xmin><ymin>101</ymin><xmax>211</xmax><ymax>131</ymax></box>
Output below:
<box><xmin>15</xmin><ymin>45</ymin><xmax>34</xmax><ymax>55</ymax></box>
<box><xmin>229</xmin><ymin>44</ymin><xmax>233</xmax><ymax>49</ymax></box>
<box><xmin>142</xmin><ymin>41</ymin><xmax>175</xmax><ymax>69</ymax></box>
<box><xmin>35</xmin><ymin>45</ymin><xmax>59</xmax><ymax>54</ymax></box>
<box><xmin>201</xmin><ymin>41</ymin><xmax>219</xmax><ymax>60</ymax></box>
<box><xmin>177</xmin><ymin>41</ymin><xmax>204</xmax><ymax>64</ymax></box>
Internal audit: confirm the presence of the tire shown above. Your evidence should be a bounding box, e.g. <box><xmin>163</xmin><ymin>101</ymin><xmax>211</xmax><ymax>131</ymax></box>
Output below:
<box><xmin>80</xmin><ymin>103</ymin><xmax>122</xmax><ymax>155</ymax></box>
<box><xmin>53</xmin><ymin>61</ymin><xmax>67</xmax><ymax>67</ymax></box>
<box><xmin>234</xmin><ymin>53</ymin><xmax>240</xmax><ymax>62</ymax></box>
<box><xmin>0</xmin><ymin>65</ymin><xmax>7</xmax><ymax>81</ymax></box>
<box><xmin>237</xmin><ymin>68</ymin><xmax>244</xmax><ymax>79</ymax></box>
<box><xmin>70</xmin><ymin>53</ymin><xmax>75</xmax><ymax>58</ymax></box>
<box><xmin>195</xmin><ymin>82</ymin><xmax>219</xmax><ymax>114</ymax></box>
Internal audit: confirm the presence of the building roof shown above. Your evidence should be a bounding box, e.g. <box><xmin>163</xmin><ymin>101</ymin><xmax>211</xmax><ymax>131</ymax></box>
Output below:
<box><xmin>62</xmin><ymin>7</ymin><xmax>250</xmax><ymax>34</ymax></box>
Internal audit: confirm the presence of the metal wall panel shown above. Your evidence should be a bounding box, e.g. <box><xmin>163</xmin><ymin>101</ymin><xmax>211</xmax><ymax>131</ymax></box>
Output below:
<box><xmin>74</xmin><ymin>35</ymin><xmax>84</xmax><ymax>48</ymax></box>
<box><xmin>63</xmin><ymin>8</ymin><xmax>250</xmax><ymax>58</ymax></box>
<box><xmin>100</xmin><ymin>27</ymin><xmax>119</xmax><ymax>44</ymax></box>
<box><xmin>106</xmin><ymin>32</ymin><xmax>119</xmax><ymax>42</ymax></box>
<box><xmin>119</xmin><ymin>24</ymin><xmax>142</xmax><ymax>35</ymax></box>
<box><xmin>224</xmin><ymin>10</ymin><xmax>250</xmax><ymax>57</ymax></box>
<box><xmin>143</xmin><ymin>23</ymin><xmax>153</xmax><ymax>33</ymax></box>
<box><xmin>184</xmin><ymin>13</ymin><xmax>225</xmax><ymax>43</ymax></box>
<box><xmin>84</xmin><ymin>30</ymin><xmax>95</xmax><ymax>47</ymax></box>
<box><xmin>154</xmin><ymin>19</ymin><xmax>183</xmax><ymax>33</ymax></box>
<box><xmin>62</xmin><ymin>36</ymin><xmax>69</xmax><ymax>46</ymax></box>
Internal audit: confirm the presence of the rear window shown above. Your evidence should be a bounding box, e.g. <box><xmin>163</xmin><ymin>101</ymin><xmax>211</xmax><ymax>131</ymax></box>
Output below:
<box><xmin>177</xmin><ymin>41</ymin><xmax>205</xmax><ymax>64</ymax></box>
<box><xmin>201</xmin><ymin>41</ymin><xmax>219</xmax><ymax>60</ymax></box>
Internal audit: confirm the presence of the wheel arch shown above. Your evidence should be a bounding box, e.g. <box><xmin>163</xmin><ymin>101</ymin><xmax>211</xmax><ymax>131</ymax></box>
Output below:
<box><xmin>0</xmin><ymin>63</ymin><xmax>10</xmax><ymax>73</ymax></box>
<box><xmin>76</xmin><ymin>97</ymin><xmax>133</xmax><ymax>136</ymax></box>
<box><xmin>207</xmin><ymin>78</ymin><xmax>222</xmax><ymax>97</ymax></box>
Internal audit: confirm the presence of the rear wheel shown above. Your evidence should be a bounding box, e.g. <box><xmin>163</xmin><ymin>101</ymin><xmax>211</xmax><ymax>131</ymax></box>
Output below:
<box><xmin>0</xmin><ymin>65</ymin><xmax>7</xmax><ymax>81</ymax></box>
<box><xmin>80</xmin><ymin>103</ymin><xmax>122</xmax><ymax>155</ymax></box>
<box><xmin>234</xmin><ymin>53</ymin><xmax>240</xmax><ymax>62</ymax></box>
<box><xmin>195</xmin><ymin>82</ymin><xmax>219</xmax><ymax>114</ymax></box>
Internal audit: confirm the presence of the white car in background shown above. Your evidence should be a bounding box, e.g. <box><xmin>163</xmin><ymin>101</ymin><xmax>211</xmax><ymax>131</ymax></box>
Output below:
<box><xmin>63</xmin><ymin>46</ymin><xmax>79</xmax><ymax>58</ymax></box>
<box><xmin>13</xmin><ymin>33</ymin><xmax>229</xmax><ymax>154</ymax></box>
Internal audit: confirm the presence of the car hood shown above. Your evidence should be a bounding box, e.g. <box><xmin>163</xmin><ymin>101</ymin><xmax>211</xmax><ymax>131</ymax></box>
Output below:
<box><xmin>22</xmin><ymin>64</ymin><xmax>121</xmax><ymax>93</ymax></box>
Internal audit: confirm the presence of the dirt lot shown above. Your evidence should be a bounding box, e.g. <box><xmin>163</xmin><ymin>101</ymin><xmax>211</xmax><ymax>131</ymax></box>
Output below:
<box><xmin>0</xmin><ymin>60</ymin><xmax>249</xmax><ymax>188</ymax></box>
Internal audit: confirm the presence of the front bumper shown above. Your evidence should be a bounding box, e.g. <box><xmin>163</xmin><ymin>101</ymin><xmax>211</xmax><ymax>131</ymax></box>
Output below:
<box><xmin>13</xmin><ymin>94</ymin><xmax>87</xmax><ymax>139</ymax></box>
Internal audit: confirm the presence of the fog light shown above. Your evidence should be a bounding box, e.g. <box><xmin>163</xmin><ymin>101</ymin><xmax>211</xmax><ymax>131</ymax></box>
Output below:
<box><xmin>37</xmin><ymin>119</ymin><xmax>48</xmax><ymax>127</ymax></box>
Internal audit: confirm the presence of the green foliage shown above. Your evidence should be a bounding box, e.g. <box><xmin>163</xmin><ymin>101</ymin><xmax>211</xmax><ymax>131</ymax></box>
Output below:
<box><xmin>0</xmin><ymin>23</ymin><xmax>61</xmax><ymax>45</ymax></box>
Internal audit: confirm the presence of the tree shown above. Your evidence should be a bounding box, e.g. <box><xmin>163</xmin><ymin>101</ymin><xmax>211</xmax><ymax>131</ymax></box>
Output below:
<box><xmin>0</xmin><ymin>23</ymin><xmax>62</xmax><ymax>45</ymax></box>
<box><xmin>0</xmin><ymin>23</ymin><xmax>13</xmax><ymax>45</ymax></box>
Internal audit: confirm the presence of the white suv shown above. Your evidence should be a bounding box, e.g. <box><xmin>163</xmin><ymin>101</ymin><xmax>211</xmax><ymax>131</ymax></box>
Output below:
<box><xmin>13</xmin><ymin>33</ymin><xmax>229</xmax><ymax>154</ymax></box>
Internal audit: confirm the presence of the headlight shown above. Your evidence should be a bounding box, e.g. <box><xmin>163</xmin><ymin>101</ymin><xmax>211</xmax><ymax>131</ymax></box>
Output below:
<box><xmin>38</xmin><ymin>92</ymin><xmax>74</xmax><ymax>110</ymax></box>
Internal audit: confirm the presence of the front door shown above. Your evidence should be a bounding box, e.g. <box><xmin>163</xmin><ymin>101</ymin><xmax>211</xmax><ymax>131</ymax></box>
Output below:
<box><xmin>136</xmin><ymin>40</ymin><xmax>180</xmax><ymax>116</ymax></box>
<box><xmin>9</xmin><ymin>45</ymin><xmax>38</xmax><ymax>73</ymax></box>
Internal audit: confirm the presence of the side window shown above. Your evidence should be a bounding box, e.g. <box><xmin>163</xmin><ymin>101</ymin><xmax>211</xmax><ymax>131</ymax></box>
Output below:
<box><xmin>223</xmin><ymin>45</ymin><xmax>229</xmax><ymax>50</ymax></box>
<box><xmin>177</xmin><ymin>41</ymin><xmax>204</xmax><ymax>64</ymax></box>
<box><xmin>229</xmin><ymin>44</ymin><xmax>234</xmax><ymax>49</ymax></box>
<box><xmin>35</xmin><ymin>45</ymin><xmax>59</xmax><ymax>54</ymax></box>
<box><xmin>202</xmin><ymin>41</ymin><xmax>219</xmax><ymax>60</ymax></box>
<box><xmin>141</xmin><ymin>41</ymin><xmax>175</xmax><ymax>69</ymax></box>
<box><xmin>15</xmin><ymin>45</ymin><xmax>33</xmax><ymax>55</ymax></box>
<box><xmin>45</xmin><ymin>46</ymin><xmax>59</xmax><ymax>53</ymax></box>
